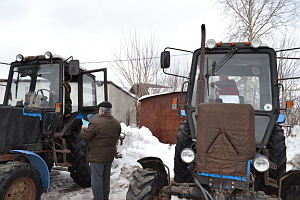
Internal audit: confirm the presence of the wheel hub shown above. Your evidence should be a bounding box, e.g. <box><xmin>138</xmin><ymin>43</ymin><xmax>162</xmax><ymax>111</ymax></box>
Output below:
<box><xmin>5</xmin><ymin>177</ymin><xmax>36</xmax><ymax>200</ymax></box>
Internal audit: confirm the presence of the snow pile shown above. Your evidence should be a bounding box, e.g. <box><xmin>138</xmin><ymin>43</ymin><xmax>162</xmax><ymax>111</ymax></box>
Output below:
<box><xmin>110</xmin><ymin>123</ymin><xmax>175</xmax><ymax>199</ymax></box>
<box><xmin>286</xmin><ymin>126</ymin><xmax>300</xmax><ymax>171</ymax></box>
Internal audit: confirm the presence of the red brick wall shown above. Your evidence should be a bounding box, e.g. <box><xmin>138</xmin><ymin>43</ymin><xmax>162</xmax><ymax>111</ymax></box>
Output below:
<box><xmin>139</xmin><ymin>92</ymin><xmax>186</xmax><ymax>144</ymax></box>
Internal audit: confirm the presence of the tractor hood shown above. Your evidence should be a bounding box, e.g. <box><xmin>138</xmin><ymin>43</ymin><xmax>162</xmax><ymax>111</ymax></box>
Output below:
<box><xmin>0</xmin><ymin>106</ymin><xmax>41</xmax><ymax>153</ymax></box>
<box><xmin>195</xmin><ymin>103</ymin><xmax>256</xmax><ymax>177</ymax></box>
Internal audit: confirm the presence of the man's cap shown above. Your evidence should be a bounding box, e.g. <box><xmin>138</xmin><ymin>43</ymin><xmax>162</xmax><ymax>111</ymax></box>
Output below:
<box><xmin>97</xmin><ymin>101</ymin><xmax>112</xmax><ymax>108</ymax></box>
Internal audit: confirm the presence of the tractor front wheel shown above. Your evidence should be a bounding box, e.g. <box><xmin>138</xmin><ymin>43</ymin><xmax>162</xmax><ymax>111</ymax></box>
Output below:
<box><xmin>174</xmin><ymin>120</ymin><xmax>193</xmax><ymax>183</ymax></box>
<box><xmin>255</xmin><ymin>125</ymin><xmax>286</xmax><ymax>196</ymax></box>
<box><xmin>126</xmin><ymin>168</ymin><xmax>159</xmax><ymax>200</ymax></box>
<box><xmin>0</xmin><ymin>161</ymin><xmax>41</xmax><ymax>200</ymax></box>
<box><xmin>67</xmin><ymin>126</ymin><xmax>91</xmax><ymax>187</ymax></box>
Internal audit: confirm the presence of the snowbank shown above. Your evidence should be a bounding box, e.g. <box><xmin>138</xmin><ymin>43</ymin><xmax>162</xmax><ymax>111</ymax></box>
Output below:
<box><xmin>110</xmin><ymin>123</ymin><xmax>175</xmax><ymax>199</ymax></box>
<box><xmin>286</xmin><ymin>126</ymin><xmax>300</xmax><ymax>171</ymax></box>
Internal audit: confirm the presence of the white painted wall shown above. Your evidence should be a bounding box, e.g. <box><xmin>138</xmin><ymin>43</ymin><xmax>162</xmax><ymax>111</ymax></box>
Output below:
<box><xmin>0</xmin><ymin>82</ymin><xmax>6</xmax><ymax>104</ymax></box>
<box><xmin>107</xmin><ymin>82</ymin><xmax>137</xmax><ymax>126</ymax></box>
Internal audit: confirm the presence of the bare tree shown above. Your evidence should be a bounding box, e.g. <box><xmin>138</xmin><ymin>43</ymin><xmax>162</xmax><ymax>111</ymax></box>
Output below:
<box><xmin>112</xmin><ymin>31</ymin><xmax>188</xmax><ymax>125</ymax></box>
<box><xmin>112</xmin><ymin>31</ymin><xmax>161</xmax><ymax>97</ymax></box>
<box><xmin>217</xmin><ymin>0</ymin><xmax>300</xmax><ymax>136</ymax></box>
<box><xmin>217</xmin><ymin>0</ymin><xmax>299</xmax><ymax>41</ymax></box>
<box><xmin>276</xmin><ymin>30</ymin><xmax>300</xmax><ymax>136</ymax></box>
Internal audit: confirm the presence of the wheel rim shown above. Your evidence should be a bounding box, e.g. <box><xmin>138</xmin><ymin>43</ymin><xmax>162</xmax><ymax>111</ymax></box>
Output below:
<box><xmin>5</xmin><ymin>177</ymin><xmax>36</xmax><ymax>200</ymax></box>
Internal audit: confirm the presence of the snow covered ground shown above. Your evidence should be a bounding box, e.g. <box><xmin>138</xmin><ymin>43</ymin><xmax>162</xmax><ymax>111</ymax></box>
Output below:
<box><xmin>41</xmin><ymin>123</ymin><xmax>300</xmax><ymax>200</ymax></box>
<box><xmin>286</xmin><ymin>126</ymin><xmax>300</xmax><ymax>171</ymax></box>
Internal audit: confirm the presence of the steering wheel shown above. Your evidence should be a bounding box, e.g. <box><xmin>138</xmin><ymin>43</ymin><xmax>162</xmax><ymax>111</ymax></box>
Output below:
<box><xmin>36</xmin><ymin>89</ymin><xmax>51</xmax><ymax>98</ymax></box>
<box><xmin>36</xmin><ymin>89</ymin><xmax>53</xmax><ymax>105</ymax></box>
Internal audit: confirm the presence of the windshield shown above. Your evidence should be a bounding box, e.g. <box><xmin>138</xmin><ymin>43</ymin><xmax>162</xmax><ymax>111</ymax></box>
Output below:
<box><xmin>9</xmin><ymin>63</ymin><xmax>60</xmax><ymax>108</ymax></box>
<box><xmin>192</xmin><ymin>53</ymin><xmax>272</xmax><ymax>111</ymax></box>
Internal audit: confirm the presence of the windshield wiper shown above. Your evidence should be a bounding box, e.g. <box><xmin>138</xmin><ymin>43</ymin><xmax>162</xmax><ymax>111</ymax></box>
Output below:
<box><xmin>205</xmin><ymin>48</ymin><xmax>237</xmax><ymax>78</ymax></box>
<box><xmin>15</xmin><ymin>73</ymin><xmax>20</xmax><ymax>99</ymax></box>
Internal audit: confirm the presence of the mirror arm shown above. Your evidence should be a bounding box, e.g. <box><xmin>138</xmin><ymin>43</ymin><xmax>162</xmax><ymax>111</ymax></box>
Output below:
<box><xmin>162</xmin><ymin>68</ymin><xmax>190</xmax><ymax>79</ymax></box>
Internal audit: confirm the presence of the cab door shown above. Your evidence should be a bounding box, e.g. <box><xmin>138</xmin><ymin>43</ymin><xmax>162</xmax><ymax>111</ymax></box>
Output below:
<box><xmin>78</xmin><ymin>68</ymin><xmax>108</xmax><ymax>112</ymax></box>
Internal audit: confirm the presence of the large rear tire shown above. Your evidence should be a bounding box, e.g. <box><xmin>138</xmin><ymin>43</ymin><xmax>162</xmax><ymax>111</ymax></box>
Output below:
<box><xmin>0</xmin><ymin>161</ymin><xmax>42</xmax><ymax>200</ymax></box>
<box><xmin>67</xmin><ymin>126</ymin><xmax>91</xmax><ymax>187</ymax></box>
<box><xmin>126</xmin><ymin>168</ymin><xmax>159</xmax><ymax>200</ymax></box>
<box><xmin>286</xmin><ymin>185</ymin><xmax>300</xmax><ymax>200</ymax></box>
<box><xmin>174</xmin><ymin>120</ymin><xmax>193</xmax><ymax>183</ymax></box>
<box><xmin>255</xmin><ymin>125</ymin><xmax>286</xmax><ymax>196</ymax></box>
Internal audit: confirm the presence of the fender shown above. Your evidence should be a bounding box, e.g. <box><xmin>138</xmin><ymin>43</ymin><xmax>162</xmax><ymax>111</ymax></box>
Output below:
<box><xmin>10</xmin><ymin>150</ymin><xmax>50</xmax><ymax>193</ymax></box>
<box><xmin>138</xmin><ymin>157</ymin><xmax>169</xmax><ymax>186</ymax></box>
<box><xmin>279</xmin><ymin>170</ymin><xmax>300</xmax><ymax>199</ymax></box>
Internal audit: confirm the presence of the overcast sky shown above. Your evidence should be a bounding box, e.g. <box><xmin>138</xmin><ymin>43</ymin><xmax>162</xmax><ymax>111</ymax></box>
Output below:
<box><xmin>0</xmin><ymin>0</ymin><xmax>229</xmax><ymax>79</ymax></box>
<box><xmin>1</xmin><ymin>0</ymin><xmax>299</xmax><ymax>82</ymax></box>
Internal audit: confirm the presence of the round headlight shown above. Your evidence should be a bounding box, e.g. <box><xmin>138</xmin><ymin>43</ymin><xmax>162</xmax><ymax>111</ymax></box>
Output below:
<box><xmin>253</xmin><ymin>155</ymin><xmax>270</xmax><ymax>172</ymax></box>
<box><xmin>206</xmin><ymin>39</ymin><xmax>216</xmax><ymax>49</ymax></box>
<box><xmin>251</xmin><ymin>38</ymin><xmax>262</xmax><ymax>48</ymax></box>
<box><xmin>181</xmin><ymin>148</ymin><xmax>195</xmax><ymax>163</ymax></box>
<box><xmin>44</xmin><ymin>51</ymin><xmax>52</xmax><ymax>59</ymax></box>
<box><xmin>16</xmin><ymin>54</ymin><xmax>24</xmax><ymax>62</ymax></box>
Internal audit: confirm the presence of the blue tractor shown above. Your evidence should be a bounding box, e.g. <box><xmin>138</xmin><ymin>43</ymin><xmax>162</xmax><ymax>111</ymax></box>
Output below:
<box><xmin>126</xmin><ymin>25</ymin><xmax>300</xmax><ymax>199</ymax></box>
<box><xmin>0</xmin><ymin>52</ymin><xmax>107</xmax><ymax>199</ymax></box>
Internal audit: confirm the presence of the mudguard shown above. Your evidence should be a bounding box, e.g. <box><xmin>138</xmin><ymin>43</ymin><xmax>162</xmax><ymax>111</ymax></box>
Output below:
<box><xmin>138</xmin><ymin>157</ymin><xmax>169</xmax><ymax>187</ymax></box>
<box><xmin>279</xmin><ymin>170</ymin><xmax>300</xmax><ymax>199</ymax></box>
<box><xmin>10</xmin><ymin>150</ymin><xmax>50</xmax><ymax>193</ymax></box>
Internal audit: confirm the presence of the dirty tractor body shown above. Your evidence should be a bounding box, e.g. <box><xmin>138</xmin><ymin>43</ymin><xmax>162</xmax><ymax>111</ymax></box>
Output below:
<box><xmin>0</xmin><ymin>52</ymin><xmax>107</xmax><ymax>199</ymax></box>
<box><xmin>126</xmin><ymin>25</ymin><xmax>300</xmax><ymax>199</ymax></box>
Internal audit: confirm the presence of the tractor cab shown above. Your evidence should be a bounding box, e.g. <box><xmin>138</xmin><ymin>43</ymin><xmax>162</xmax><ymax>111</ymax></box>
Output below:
<box><xmin>3</xmin><ymin>52</ymin><xmax>107</xmax><ymax>114</ymax></box>
<box><xmin>191</xmin><ymin>40</ymin><xmax>279</xmax><ymax>148</ymax></box>
<box><xmin>0</xmin><ymin>52</ymin><xmax>107</xmax><ymax>151</ymax></box>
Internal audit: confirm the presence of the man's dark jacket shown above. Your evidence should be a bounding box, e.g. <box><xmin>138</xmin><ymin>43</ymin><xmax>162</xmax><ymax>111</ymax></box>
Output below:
<box><xmin>80</xmin><ymin>114</ymin><xmax>121</xmax><ymax>163</ymax></box>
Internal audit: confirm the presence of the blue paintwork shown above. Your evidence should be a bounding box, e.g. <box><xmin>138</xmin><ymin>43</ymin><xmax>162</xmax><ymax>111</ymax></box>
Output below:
<box><xmin>247</xmin><ymin>160</ymin><xmax>251</xmax><ymax>176</ymax></box>
<box><xmin>197</xmin><ymin>171</ymin><xmax>249</xmax><ymax>182</ymax></box>
<box><xmin>22</xmin><ymin>109</ymin><xmax>42</xmax><ymax>120</ymax></box>
<box><xmin>10</xmin><ymin>150</ymin><xmax>50</xmax><ymax>193</ymax></box>
<box><xmin>76</xmin><ymin>112</ymin><xmax>84</xmax><ymax>119</ymax></box>
<box><xmin>277</xmin><ymin>114</ymin><xmax>285</xmax><ymax>123</ymax></box>
<box><xmin>180</xmin><ymin>110</ymin><xmax>186</xmax><ymax>117</ymax></box>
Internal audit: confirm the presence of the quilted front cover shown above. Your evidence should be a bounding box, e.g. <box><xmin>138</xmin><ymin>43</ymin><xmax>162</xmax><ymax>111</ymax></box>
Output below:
<box><xmin>195</xmin><ymin>103</ymin><xmax>255</xmax><ymax>176</ymax></box>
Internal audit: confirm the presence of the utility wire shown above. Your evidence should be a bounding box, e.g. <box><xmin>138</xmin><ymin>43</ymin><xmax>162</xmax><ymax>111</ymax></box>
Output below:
<box><xmin>277</xmin><ymin>57</ymin><xmax>300</xmax><ymax>60</ymax></box>
<box><xmin>0</xmin><ymin>62</ymin><xmax>10</xmax><ymax>65</ymax></box>
<box><xmin>1</xmin><ymin>48</ymin><xmax>299</xmax><ymax>65</ymax></box>
<box><xmin>279</xmin><ymin>76</ymin><xmax>300</xmax><ymax>81</ymax></box>
<box><xmin>81</xmin><ymin>57</ymin><xmax>159</xmax><ymax>64</ymax></box>
<box><xmin>81</xmin><ymin>53</ymin><xmax>191</xmax><ymax>64</ymax></box>
<box><xmin>276</xmin><ymin>47</ymin><xmax>300</xmax><ymax>52</ymax></box>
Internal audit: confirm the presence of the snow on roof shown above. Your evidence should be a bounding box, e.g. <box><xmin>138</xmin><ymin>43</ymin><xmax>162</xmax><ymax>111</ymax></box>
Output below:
<box><xmin>138</xmin><ymin>91</ymin><xmax>182</xmax><ymax>101</ymax></box>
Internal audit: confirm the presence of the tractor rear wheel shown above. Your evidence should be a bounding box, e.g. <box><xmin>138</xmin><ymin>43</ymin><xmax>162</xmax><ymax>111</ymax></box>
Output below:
<box><xmin>174</xmin><ymin>120</ymin><xmax>193</xmax><ymax>183</ymax></box>
<box><xmin>286</xmin><ymin>185</ymin><xmax>300</xmax><ymax>200</ymax></box>
<box><xmin>126</xmin><ymin>168</ymin><xmax>159</xmax><ymax>200</ymax></box>
<box><xmin>0</xmin><ymin>161</ymin><xmax>41</xmax><ymax>200</ymax></box>
<box><xmin>255</xmin><ymin>125</ymin><xmax>286</xmax><ymax>196</ymax></box>
<box><xmin>67</xmin><ymin>126</ymin><xmax>91</xmax><ymax>187</ymax></box>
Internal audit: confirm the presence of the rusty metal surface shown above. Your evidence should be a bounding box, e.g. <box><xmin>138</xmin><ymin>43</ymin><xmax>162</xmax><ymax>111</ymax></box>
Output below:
<box><xmin>139</xmin><ymin>92</ymin><xmax>186</xmax><ymax>144</ymax></box>
<box><xmin>0</xmin><ymin>154</ymin><xmax>18</xmax><ymax>162</ymax></box>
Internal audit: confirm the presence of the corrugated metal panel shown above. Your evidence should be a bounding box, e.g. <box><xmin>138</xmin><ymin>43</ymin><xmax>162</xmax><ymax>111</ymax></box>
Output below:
<box><xmin>139</xmin><ymin>92</ymin><xmax>186</xmax><ymax>144</ymax></box>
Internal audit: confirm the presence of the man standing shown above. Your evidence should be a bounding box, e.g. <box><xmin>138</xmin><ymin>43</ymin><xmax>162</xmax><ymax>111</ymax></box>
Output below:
<box><xmin>81</xmin><ymin>101</ymin><xmax>121</xmax><ymax>200</ymax></box>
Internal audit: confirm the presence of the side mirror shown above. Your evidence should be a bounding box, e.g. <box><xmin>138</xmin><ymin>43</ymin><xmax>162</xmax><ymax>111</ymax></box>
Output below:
<box><xmin>160</xmin><ymin>51</ymin><xmax>170</xmax><ymax>69</ymax></box>
<box><xmin>69</xmin><ymin>60</ymin><xmax>80</xmax><ymax>75</ymax></box>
